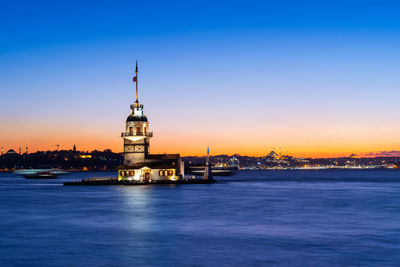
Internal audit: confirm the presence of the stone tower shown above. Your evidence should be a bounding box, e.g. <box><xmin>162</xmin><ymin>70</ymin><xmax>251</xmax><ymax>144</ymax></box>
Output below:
<box><xmin>121</xmin><ymin>61</ymin><xmax>153</xmax><ymax>166</ymax></box>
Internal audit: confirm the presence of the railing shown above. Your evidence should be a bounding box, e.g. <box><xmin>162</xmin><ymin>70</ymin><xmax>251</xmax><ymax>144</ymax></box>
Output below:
<box><xmin>121</xmin><ymin>132</ymin><xmax>153</xmax><ymax>137</ymax></box>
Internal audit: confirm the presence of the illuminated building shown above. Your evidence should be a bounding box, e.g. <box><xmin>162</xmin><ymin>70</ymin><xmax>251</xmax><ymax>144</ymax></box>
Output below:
<box><xmin>79</xmin><ymin>155</ymin><xmax>92</xmax><ymax>159</ymax></box>
<box><xmin>266</xmin><ymin>151</ymin><xmax>279</xmax><ymax>162</ymax></box>
<box><xmin>228</xmin><ymin>156</ymin><xmax>240</xmax><ymax>169</ymax></box>
<box><xmin>118</xmin><ymin>62</ymin><xmax>181</xmax><ymax>182</ymax></box>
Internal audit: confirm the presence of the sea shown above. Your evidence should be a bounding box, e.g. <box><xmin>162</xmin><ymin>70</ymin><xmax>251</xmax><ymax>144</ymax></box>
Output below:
<box><xmin>1</xmin><ymin>170</ymin><xmax>400</xmax><ymax>266</ymax></box>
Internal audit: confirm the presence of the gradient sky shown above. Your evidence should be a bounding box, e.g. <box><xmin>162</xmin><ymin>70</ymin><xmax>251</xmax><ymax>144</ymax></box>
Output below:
<box><xmin>1</xmin><ymin>0</ymin><xmax>400</xmax><ymax>157</ymax></box>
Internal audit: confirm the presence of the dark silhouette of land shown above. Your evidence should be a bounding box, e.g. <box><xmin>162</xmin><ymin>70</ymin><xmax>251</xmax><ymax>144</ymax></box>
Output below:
<box><xmin>1</xmin><ymin>148</ymin><xmax>399</xmax><ymax>171</ymax></box>
<box><xmin>0</xmin><ymin>148</ymin><xmax>122</xmax><ymax>171</ymax></box>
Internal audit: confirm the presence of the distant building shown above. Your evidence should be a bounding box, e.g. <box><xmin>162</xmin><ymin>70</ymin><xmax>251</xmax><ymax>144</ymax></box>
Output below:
<box><xmin>117</xmin><ymin>62</ymin><xmax>181</xmax><ymax>181</ymax></box>
<box><xmin>266</xmin><ymin>151</ymin><xmax>279</xmax><ymax>162</ymax></box>
<box><xmin>228</xmin><ymin>156</ymin><xmax>240</xmax><ymax>169</ymax></box>
<box><xmin>79</xmin><ymin>155</ymin><xmax>92</xmax><ymax>159</ymax></box>
<box><xmin>6</xmin><ymin>149</ymin><xmax>18</xmax><ymax>155</ymax></box>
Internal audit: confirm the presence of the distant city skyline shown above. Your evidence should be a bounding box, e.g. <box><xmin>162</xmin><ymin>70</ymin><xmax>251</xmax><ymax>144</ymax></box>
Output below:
<box><xmin>2</xmin><ymin>1</ymin><xmax>400</xmax><ymax>158</ymax></box>
<box><xmin>2</xmin><ymin>143</ymin><xmax>400</xmax><ymax>159</ymax></box>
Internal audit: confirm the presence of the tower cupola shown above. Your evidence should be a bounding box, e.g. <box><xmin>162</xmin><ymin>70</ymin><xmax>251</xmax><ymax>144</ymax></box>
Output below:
<box><xmin>126</xmin><ymin>103</ymin><xmax>148</xmax><ymax>122</ymax></box>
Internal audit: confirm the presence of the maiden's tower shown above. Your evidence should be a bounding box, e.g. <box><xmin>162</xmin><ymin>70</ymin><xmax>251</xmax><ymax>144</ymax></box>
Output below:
<box><xmin>64</xmin><ymin>63</ymin><xmax>215</xmax><ymax>186</ymax></box>
<box><xmin>117</xmin><ymin>62</ymin><xmax>182</xmax><ymax>182</ymax></box>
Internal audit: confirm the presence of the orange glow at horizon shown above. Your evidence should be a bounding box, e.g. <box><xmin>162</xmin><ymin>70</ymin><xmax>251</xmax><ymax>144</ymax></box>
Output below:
<box><xmin>2</xmin><ymin>126</ymin><xmax>399</xmax><ymax>158</ymax></box>
<box><xmin>2</xmin><ymin>97</ymin><xmax>399</xmax><ymax>159</ymax></box>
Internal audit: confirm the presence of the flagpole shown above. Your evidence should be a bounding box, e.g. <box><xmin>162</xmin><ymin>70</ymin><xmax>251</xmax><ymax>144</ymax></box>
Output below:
<box><xmin>135</xmin><ymin>60</ymin><xmax>138</xmax><ymax>102</ymax></box>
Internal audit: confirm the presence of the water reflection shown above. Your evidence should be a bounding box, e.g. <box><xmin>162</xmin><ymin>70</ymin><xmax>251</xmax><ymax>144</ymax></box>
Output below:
<box><xmin>1</xmin><ymin>170</ymin><xmax>400</xmax><ymax>266</ymax></box>
<box><xmin>120</xmin><ymin>186</ymin><xmax>154</xmax><ymax>232</ymax></box>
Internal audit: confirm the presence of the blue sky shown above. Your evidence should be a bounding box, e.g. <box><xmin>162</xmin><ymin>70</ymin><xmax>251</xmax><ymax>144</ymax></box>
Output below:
<box><xmin>1</xmin><ymin>0</ymin><xmax>400</xmax><ymax>156</ymax></box>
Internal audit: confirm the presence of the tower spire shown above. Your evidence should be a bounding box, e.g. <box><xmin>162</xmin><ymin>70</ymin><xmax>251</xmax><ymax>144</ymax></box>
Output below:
<box><xmin>135</xmin><ymin>60</ymin><xmax>139</xmax><ymax>102</ymax></box>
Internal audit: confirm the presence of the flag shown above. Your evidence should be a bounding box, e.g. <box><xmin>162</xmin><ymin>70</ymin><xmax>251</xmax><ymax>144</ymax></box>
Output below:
<box><xmin>133</xmin><ymin>76</ymin><xmax>137</xmax><ymax>82</ymax></box>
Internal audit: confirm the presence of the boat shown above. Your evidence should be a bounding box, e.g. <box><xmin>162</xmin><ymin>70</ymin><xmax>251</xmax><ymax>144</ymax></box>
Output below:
<box><xmin>14</xmin><ymin>168</ymin><xmax>69</xmax><ymax>179</ymax></box>
<box><xmin>187</xmin><ymin>166</ymin><xmax>237</xmax><ymax>176</ymax></box>
<box><xmin>22</xmin><ymin>171</ymin><xmax>57</xmax><ymax>179</ymax></box>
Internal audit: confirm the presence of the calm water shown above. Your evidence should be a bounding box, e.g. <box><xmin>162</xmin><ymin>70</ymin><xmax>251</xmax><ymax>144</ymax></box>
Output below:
<box><xmin>1</xmin><ymin>170</ymin><xmax>400</xmax><ymax>266</ymax></box>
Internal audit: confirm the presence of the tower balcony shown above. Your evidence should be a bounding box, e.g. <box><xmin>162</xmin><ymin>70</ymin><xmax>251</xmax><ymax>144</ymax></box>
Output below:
<box><xmin>121</xmin><ymin>132</ymin><xmax>153</xmax><ymax>138</ymax></box>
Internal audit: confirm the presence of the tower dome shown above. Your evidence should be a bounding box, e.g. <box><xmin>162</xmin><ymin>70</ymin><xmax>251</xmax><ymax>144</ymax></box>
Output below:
<box><xmin>6</xmin><ymin>149</ymin><xmax>17</xmax><ymax>154</ymax></box>
<box><xmin>126</xmin><ymin>113</ymin><xmax>148</xmax><ymax>122</ymax></box>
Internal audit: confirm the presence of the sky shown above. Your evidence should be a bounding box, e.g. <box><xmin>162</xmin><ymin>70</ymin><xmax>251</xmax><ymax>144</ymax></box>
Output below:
<box><xmin>1</xmin><ymin>0</ymin><xmax>400</xmax><ymax>158</ymax></box>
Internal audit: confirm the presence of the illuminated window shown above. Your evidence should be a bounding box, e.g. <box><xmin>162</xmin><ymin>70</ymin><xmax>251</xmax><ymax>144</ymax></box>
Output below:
<box><xmin>158</xmin><ymin>169</ymin><xmax>174</xmax><ymax>176</ymax></box>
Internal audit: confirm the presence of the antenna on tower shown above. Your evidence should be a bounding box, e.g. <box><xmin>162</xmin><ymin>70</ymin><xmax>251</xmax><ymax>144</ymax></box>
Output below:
<box><xmin>134</xmin><ymin>60</ymin><xmax>139</xmax><ymax>102</ymax></box>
